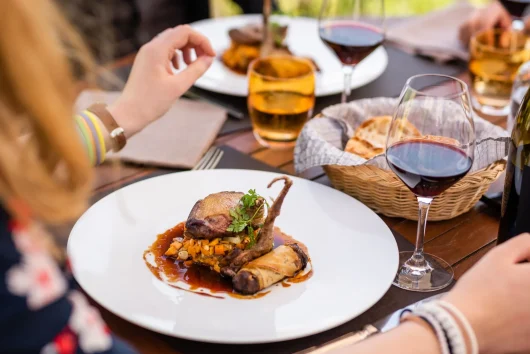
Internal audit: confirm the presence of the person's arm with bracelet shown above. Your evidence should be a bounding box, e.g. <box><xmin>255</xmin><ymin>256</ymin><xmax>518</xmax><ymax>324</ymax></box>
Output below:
<box><xmin>74</xmin><ymin>24</ymin><xmax>215</xmax><ymax>165</ymax></box>
<box><xmin>329</xmin><ymin>234</ymin><xmax>530</xmax><ymax>354</ymax></box>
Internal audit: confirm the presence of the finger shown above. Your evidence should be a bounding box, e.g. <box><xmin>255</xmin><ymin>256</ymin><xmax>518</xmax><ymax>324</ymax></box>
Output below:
<box><xmin>181</xmin><ymin>48</ymin><xmax>193</xmax><ymax>65</ymax></box>
<box><xmin>171</xmin><ymin>55</ymin><xmax>214</xmax><ymax>96</ymax></box>
<box><xmin>158</xmin><ymin>25</ymin><xmax>215</xmax><ymax>57</ymax></box>
<box><xmin>458</xmin><ymin>23</ymin><xmax>471</xmax><ymax>46</ymax></box>
<box><xmin>494</xmin><ymin>233</ymin><xmax>530</xmax><ymax>263</ymax></box>
<box><xmin>183</xmin><ymin>44</ymin><xmax>206</xmax><ymax>59</ymax></box>
<box><xmin>171</xmin><ymin>52</ymin><xmax>180</xmax><ymax>70</ymax></box>
<box><xmin>498</xmin><ymin>12</ymin><xmax>513</xmax><ymax>30</ymax></box>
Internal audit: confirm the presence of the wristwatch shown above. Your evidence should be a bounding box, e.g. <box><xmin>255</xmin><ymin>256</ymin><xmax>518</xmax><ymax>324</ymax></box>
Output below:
<box><xmin>87</xmin><ymin>103</ymin><xmax>127</xmax><ymax>152</ymax></box>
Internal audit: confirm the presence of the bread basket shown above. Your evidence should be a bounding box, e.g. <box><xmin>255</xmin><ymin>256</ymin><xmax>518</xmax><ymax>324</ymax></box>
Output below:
<box><xmin>323</xmin><ymin>160</ymin><xmax>505</xmax><ymax>221</ymax></box>
<box><xmin>295</xmin><ymin>98</ymin><xmax>509</xmax><ymax>221</ymax></box>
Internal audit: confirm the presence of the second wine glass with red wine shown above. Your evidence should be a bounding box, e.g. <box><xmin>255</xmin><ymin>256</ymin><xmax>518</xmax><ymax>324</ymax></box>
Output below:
<box><xmin>386</xmin><ymin>74</ymin><xmax>475</xmax><ymax>292</ymax></box>
<box><xmin>319</xmin><ymin>0</ymin><xmax>385</xmax><ymax>103</ymax></box>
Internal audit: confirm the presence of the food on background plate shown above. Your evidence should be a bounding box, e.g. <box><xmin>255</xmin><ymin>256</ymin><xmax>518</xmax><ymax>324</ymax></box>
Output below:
<box><xmin>344</xmin><ymin>115</ymin><xmax>421</xmax><ymax>159</ymax></box>
<box><xmin>222</xmin><ymin>23</ymin><xmax>289</xmax><ymax>75</ymax></box>
<box><xmin>221</xmin><ymin>23</ymin><xmax>321</xmax><ymax>75</ymax></box>
<box><xmin>144</xmin><ymin>176</ymin><xmax>312</xmax><ymax>298</ymax></box>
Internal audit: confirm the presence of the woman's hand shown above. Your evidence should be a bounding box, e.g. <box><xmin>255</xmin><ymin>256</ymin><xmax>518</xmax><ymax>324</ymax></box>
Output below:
<box><xmin>109</xmin><ymin>25</ymin><xmax>215</xmax><ymax>137</ymax></box>
<box><xmin>443</xmin><ymin>234</ymin><xmax>530</xmax><ymax>354</ymax></box>
<box><xmin>459</xmin><ymin>1</ymin><xmax>512</xmax><ymax>46</ymax></box>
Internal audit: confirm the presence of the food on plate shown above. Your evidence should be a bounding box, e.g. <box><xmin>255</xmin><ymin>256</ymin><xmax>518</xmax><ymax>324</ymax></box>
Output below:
<box><xmin>221</xmin><ymin>22</ymin><xmax>321</xmax><ymax>75</ymax></box>
<box><xmin>185</xmin><ymin>191</ymin><xmax>265</xmax><ymax>240</ymax></box>
<box><xmin>222</xmin><ymin>23</ymin><xmax>289</xmax><ymax>75</ymax></box>
<box><xmin>233</xmin><ymin>244</ymin><xmax>308</xmax><ymax>295</ymax></box>
<box><xmin>145</xmin><ymin>176</ymin><xmax>312</xmax><ymax>298</ymax></box>
<box><xmin>344</xmin><ymin>115</ymin><xmax>421</xmax><ymax>159</ymax></box>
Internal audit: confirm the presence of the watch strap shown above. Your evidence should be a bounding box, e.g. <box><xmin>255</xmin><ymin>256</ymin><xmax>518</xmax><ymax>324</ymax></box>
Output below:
<box><xmin>87</xmin><ymin>103</ymin><xmax>126</xmax><ymax>152</ymax></box>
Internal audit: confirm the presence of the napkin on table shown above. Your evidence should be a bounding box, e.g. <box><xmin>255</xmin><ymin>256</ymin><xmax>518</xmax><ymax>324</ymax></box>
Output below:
<box><xmin>386</xmin><ymin>3</ymin><xmax>476</xmax><ymax>62</ymax></box>
<box><xmin>75</xmin><ymin>90</ymin><xmax>227</xmax><ymax>169</ymax></box>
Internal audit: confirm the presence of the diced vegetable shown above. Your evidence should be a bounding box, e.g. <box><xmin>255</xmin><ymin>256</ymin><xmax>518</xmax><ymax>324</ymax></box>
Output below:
<box><xmin>165</xmin><ymin>241</ymin><xmax>183</xmax><ymax>256</ymax></box>
<box><xmin>223</xmin><ymin>236</ymin><xmax>242</xmax><ymax>244</ymax></box>
<box><xmin>214</xmin><ymin>245</ymin><xmax>225</xmax><ymax>255</ymax></box>
<box><xmin>177</xmin><ymin>250</ymin><xmax>189</xmax><ymax>260</ymax></box>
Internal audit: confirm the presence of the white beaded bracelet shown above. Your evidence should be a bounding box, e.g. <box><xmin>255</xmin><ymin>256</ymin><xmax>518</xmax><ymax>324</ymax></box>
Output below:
<box><xmin>420</xmin><ymin>302</ymin><xmax>468</xmax><ymax>354</ymax></box>
<box><xmin>401</xmin><ymin>310</ymin><xmax>451</xmax><ymax>354</ymax></box>
<box><xmin>438</xmin><ymin>300</ymin><xmax>479</xmax><ymax>354</ymax></box>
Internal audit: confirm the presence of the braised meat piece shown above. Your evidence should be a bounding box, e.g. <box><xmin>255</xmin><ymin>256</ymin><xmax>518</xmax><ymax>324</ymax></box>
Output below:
<box><xmin>221</xmin><ymin>176</ymin><xmax>293</xmax><ymax>278</ymax></box>
<box><xmin>185</xmin><ymin>192</ymin><xmax>265</xmax><ymax>240</ymax></box>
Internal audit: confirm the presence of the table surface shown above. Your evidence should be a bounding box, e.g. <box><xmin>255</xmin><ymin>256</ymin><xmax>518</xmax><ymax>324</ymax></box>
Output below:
<box><xmin>89</xmin><ymin>56</ymin><xmax>506</xmax><ymax>353</ymax></box>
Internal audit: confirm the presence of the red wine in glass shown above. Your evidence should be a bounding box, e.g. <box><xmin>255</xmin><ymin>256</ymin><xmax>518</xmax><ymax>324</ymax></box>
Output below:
<box><xmin>319</xmin><ymin>22</ymin><xmax>384</xmax><ymax>66</ymax></box>
<box><xmin>386</xmin><ymin>140</ymin><xmax>473</xmax><ymax>197</ymax></box>
<box><xmin>500</xmin><ymin>0</ymin><xmax>530</xmax><ymax>17</ymax></box>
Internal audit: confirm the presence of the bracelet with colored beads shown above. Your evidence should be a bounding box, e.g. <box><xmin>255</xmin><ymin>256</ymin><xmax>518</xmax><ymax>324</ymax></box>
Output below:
<box><xmin>74</xmin><ymin>110</ymin><xmax>107</xmax><ymax>165</ymax></box>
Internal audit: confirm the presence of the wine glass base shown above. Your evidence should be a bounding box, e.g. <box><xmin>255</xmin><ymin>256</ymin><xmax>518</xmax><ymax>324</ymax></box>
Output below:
<box><xmin>393</xmin><ymin>252</ymin><xmax>453</xmax><ymax>292</ymax></box>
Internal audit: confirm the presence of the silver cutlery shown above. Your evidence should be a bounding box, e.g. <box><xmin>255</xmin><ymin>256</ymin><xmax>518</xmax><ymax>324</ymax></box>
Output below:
<box><xmin>192</xmin><ymin>146</ymin><xmax>224</xmax><ymax>171</ymax></box>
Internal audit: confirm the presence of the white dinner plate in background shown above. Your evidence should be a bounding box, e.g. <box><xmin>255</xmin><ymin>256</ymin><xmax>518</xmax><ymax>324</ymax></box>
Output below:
<box><xmin>175</xmin><ymin>15</ymin><xmax>388</xmax><ymax>97</ymax></box>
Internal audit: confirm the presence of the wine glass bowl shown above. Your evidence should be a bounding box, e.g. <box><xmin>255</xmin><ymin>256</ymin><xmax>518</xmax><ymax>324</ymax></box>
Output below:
<box><xmin>318</xmin><ymin>0</ymin><xmax>385</xmax><ymax>103</ymax></box>
<box><xmin>386</xmin><ymin>74</ymin><xmax>475</xmax><ymax>292</ymax></box>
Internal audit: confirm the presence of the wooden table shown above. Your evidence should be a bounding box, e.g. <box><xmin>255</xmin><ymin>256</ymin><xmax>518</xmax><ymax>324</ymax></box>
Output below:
<box><xmin>91</xmin><ymin>59</ymin><xmax>507</xmax><ymax>352</ymax></box>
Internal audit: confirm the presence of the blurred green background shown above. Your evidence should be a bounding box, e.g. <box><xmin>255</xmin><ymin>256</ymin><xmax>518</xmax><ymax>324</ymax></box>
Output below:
<box><xmin>211</xmin><ymin>0</ymin><xmax>491</xmax><ymax>17</ymax></box>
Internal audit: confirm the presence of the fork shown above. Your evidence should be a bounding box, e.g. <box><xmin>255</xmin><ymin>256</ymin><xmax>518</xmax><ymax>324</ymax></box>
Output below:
<box><xmin>192</xmin><ymin>146</ymin><xmax>224</xmax><ymax>170</ymax></box>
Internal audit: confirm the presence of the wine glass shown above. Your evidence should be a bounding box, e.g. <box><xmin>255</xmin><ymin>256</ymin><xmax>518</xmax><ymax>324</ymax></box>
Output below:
<box><xmin>499</xmin><ymin>0</ymin><xmax>530</xmax><ymax>30</ymax></box>
<box><xmin>386</xmin><ymin>74</ymin><xmax>476</xmax><ymax>292</ymax></box>
<box><xmin>318</xmin><ymin>0</ymin><xmax>385</xmax><ymax>103</ymax></box>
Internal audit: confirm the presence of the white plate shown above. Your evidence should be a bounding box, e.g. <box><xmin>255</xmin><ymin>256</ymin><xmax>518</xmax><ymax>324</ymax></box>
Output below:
<box><xmin>68</xmin><ymin>170</ymin><xmax>398</xmax><ymax>344</ymax></box>
<box><xmin>178</xmin><ymin>15</ymin><xmax>388</xmax><ymax>97</ymax></box>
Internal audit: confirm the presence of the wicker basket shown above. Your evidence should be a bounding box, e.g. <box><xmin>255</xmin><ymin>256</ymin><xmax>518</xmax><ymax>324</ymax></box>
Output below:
<box><xmin>323</xmin><ymin>160</ymin><xmax>506</xmax><ymax>221</ymax></box>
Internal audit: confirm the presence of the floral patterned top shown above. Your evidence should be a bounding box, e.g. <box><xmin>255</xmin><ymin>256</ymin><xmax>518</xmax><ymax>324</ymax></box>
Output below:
<box><xmin>0</xmin><ymin>207</ymin><xmax>137</xmax><ymax>353</ymax></box>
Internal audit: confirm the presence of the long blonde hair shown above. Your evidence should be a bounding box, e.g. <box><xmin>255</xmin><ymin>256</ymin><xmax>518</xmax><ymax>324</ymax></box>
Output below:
<box><xmin>0</xmin><ymin>0</ymin><xmax>95</xmax><ymax>223</ymax></box>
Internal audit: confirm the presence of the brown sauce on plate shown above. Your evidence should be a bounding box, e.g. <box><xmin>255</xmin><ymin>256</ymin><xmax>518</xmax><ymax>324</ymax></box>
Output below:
<box><xmin>143</xmin><ymin>222</ymin><xmax>311</xmax><ymax>299</ymax></box>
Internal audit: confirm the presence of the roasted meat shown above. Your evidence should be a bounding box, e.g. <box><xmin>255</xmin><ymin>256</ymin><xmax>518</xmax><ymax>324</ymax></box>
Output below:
<box><xmin>221</xmin><ymin>22</ymin><xmax>289</xmax><ymax>74</ymax></box>
<box><xmin>185</xmin><ymin>192</ymin><xmax>265</xmax><ymax>240</ymax></box>
<box><xmin>165</xmin><ymin>176</ymin><xmax>293</xmax><ymax>277</ymax></box>
<box><xmin>221</xmin><ymin>176</ymin><xmax>293</xmax><ymax>278</ymax></box>
<box><xmin>233</xmin><ymin>243</ymin><xmax>308</xmax><ymax>295</ymax></box>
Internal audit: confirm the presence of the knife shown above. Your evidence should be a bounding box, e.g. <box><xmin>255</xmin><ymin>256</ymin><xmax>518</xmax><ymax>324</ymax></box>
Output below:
<box><xmin>296</xmin><ymin>293</ymin><xmax>445</xmax><ymax>354</ymax></box>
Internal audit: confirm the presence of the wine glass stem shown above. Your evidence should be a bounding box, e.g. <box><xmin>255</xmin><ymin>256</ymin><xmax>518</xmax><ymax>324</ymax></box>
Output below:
<box><xmin>412</xmin><ymin>197</ymin><xmax>433</xmax><ymax>265</ymax></box>
<box><xmin>342</xmin><ymin>65</ymin><xmax>354</xmax><ymax>103</ymax></box>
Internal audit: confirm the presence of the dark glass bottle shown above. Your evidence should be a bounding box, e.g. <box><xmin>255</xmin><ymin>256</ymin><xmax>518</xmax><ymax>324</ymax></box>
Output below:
<box><xmin>497</xmin><ymin>86</ymin><xmax>530</xmax><ymax>244</ymax></box>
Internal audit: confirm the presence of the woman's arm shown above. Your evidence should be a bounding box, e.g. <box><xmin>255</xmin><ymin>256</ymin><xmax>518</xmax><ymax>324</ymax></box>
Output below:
<box><xmin>329</xmin><ymin>234</ymin><xmax>530</xmax><ymax>354</ymax></box>
<box><xmin>75</xmin><ymin>24</ymin><xmax>215</xmax><ymax>166</ymax></box>
<box><xmin>334</xmin><ymin>322</ymin><xmax>440</xmax><ymax>354</ymax></box>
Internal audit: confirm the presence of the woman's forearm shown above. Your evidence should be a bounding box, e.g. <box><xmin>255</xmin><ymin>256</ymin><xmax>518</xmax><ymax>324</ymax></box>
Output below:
<box><xmin>332</xmin><ymin>322</ymin><xmax>441</xmax><ymax>354</ymax></box>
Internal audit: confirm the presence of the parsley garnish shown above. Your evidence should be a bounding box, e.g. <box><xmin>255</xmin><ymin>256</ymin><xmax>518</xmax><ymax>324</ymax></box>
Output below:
<box><xmin>226</xmin><ymin>189</ymin><xmax>267</xmax><ymax>248</ymax></box>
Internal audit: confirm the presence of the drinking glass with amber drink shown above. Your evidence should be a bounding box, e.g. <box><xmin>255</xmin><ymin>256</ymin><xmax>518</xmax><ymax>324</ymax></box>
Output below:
<box><xmin>248</xmin><ymin>56</ymin><xmax>315</xmax><ymax>148</ymax></box>
<box><xmin>469</xmin><ymin>28</ymin><xmax>530</xmax><ymax>116</ymax></box>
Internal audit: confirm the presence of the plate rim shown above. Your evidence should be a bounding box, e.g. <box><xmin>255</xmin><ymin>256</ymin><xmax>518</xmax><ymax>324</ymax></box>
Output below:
<box><xmin>68</xmin><ymin>169</ymin><xmax>399</xmax><ymax>344</ymax></box>
<box><xmin>188</xmin><ymin>15</ymin><xmax>389</xmax><ymax>97</ymax></box>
